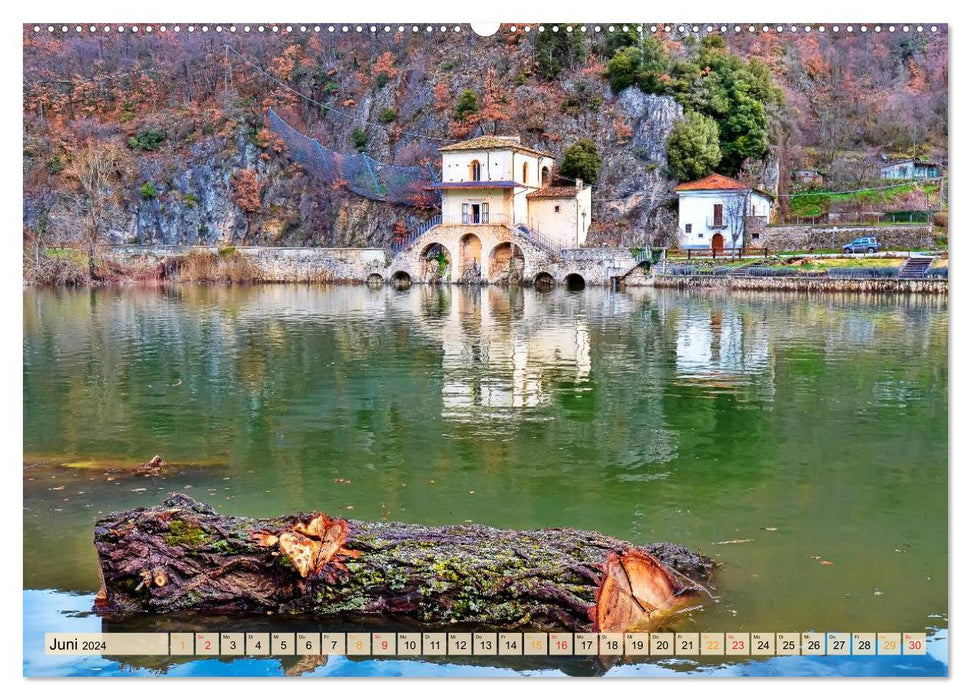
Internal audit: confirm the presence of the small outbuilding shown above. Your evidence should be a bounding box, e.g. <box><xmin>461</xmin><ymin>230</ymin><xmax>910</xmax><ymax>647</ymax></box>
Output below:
<box><xmin>879</xmin><ymin>158</ymin><xmax>941</xmax><ymax>180</ymax></box>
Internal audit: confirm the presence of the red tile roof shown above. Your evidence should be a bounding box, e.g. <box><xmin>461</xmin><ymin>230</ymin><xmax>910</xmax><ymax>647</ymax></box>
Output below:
<box><xmin>526</xmin><ymin>186</ymin><xmax>580</xmax><ymax>199</ymax></box>
<box><xmin>674</xmin><ymin>174</ymin><xmax>750</xmax><ymax>192</ymax></box>
<box><xmin>430</xmin><ymin>181</ymin><xmax>519</xmax><ymax>189</ymax></box>
<box><xmin>439</xmin><ymin>135</ymin><xmax>553</xmax><ymax>159</ymax></box>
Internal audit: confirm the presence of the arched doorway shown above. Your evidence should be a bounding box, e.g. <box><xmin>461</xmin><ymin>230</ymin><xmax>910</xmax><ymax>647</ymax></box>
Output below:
<box><xmin>390</xmin><ymin>271</ymin><xmax>412</xmax><ymax>289</ymax></box>
<box><xmin>711</xmin><ymin>233</ymin><xmax>724</xmax><ymax>253</ymax></box>
<box><xmin>459</xmin><ymin>233</ymin><xmax>482</xmax><ymax>282</ymax></box>
<box><xmin>565</xmin><ymin>273</ymin><xmax>586</xmax><ymax>291</ymax></box>
<box><xmin>541</xmin><ymin>166</ymin><xmax>551</xmax><ymax>186</ymax></box>
<box><xmin>533</xmin><ymin>272</ymin><xmax>555</xmax><ymax>290</ymax></box>
<box><xmin>366</xmin><ymin>273</ymin><xmax>384</xmax><ymax>287</ymax></box>
<box><xmin>488</xmin><ymin>242</ymin><xmax>525</xmax><ymax>284</ymax></box>
<box><xmin>420</xmin><ymin>242</ymin><xmax>451</xmax><ymax>283</ymax></box>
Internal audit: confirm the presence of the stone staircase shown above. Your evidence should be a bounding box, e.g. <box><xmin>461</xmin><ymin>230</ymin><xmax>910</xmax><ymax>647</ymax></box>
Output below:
<box><xmin>898</xmin><ymin>256</ymin><xmax>934</xmax><ymax>279</ymax></box>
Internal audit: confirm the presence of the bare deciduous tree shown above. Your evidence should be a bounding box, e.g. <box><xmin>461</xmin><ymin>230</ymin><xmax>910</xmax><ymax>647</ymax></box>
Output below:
<box><xmin>724</xmin><ymin>192</ymin><xmax>750</xmax><ymax>249</ymax></box>
<box><xmin>66</xmin><ymin>140</ymin><xmax>127</xmax><ymax>279</ymax></box>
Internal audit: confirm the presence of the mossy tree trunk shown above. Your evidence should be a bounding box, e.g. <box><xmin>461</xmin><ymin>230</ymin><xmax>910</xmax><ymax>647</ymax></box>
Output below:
<box><xmin>94</xmin><ymin>494</ymin><xmax>715</xmax><ymax>632</ymax></box>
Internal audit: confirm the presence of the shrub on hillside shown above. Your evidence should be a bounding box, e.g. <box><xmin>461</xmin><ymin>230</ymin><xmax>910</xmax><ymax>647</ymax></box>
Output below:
<box><xmin>454</xmin><ymin>90</ymin><xmax>479</xmax><ymax>121</ymax></box>
<box><xmin>559</xmin><ymin>138</ymin><xmax>602</xmax><ymax>184</ymax></box>
<box><xmin>127</xmin><ymin>129</ymin><xmax>167</xmax><ymax>151</ymax></box>
<box><xmin>667</xmin><ymin>112</ymin><xmax>722</xmax><ymax>182</ymax></box>
<box><xmin>231</xmin><ymin>170</ymin><xmax>262</xmax><ymax>212</ymax></box>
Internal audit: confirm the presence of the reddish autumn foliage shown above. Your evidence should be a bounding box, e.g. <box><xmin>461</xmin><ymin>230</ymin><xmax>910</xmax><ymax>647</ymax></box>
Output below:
<box><xmin>374</xmin><ymin>51</ymin><xmax>397</xmax><ymax>82</ymax></box>
<box><xmin>614</xmin><ymin>117</ymin><xmax>633</xmax><ymax>146</ymax></box>
<box><xmin>232</xmin><ymin>170</ymin><xmax>262</xmax><ymax>213</ymax></box>
<box><xmin>393</xmin><ymin>220</ymin><xmax>408</xmax><ymax>242</ymax></box>
<box><xmin>479</xmin><ymin>68</ymin><xmax>510</xmax><ymax>134</ymax></box>
<box><xmin>433</xmin><ymin>83</ymin><xmax>451</xmax><ymax>113</ymax></box>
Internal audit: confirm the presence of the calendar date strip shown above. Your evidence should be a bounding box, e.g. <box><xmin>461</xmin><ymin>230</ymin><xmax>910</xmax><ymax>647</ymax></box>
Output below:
<box><xmin>46</xmin><ymin>631</ymin><xmax>927</xmax><ymax>657</ymax></box>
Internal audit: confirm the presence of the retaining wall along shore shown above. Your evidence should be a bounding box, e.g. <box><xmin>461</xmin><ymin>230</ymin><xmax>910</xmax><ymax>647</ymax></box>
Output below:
<box><xmin>105</xmin><ymin>245</ymin><xmax>388</xmax><ymax>283</ymax></box>
<box><xmin>760</xmin><ymin>225</ymin><xmax>936</xmax><ymax>251</ymax></box>
<box><xmin>648</xmin><ymin>275</ymin><xmax>947</xmax><ymax>294</ymax></box>
<box><xmin>102</xmin><ymin>245</ymin><xmax>947</xmax><ymax>294</ymax></box>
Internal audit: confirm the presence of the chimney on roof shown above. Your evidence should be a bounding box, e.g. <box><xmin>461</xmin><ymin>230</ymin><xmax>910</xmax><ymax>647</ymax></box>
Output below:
<box><xmin>576</xmin><ymin>178</ymin><xmax>583</xmax><ymax>191</ymax></box>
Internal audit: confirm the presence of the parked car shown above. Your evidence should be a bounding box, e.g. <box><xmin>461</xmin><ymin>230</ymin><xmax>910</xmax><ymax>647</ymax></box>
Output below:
<box><xmin>842</xmin><ymin>237</ymin><xmax>881</xmax><ymax>254</ymax></box>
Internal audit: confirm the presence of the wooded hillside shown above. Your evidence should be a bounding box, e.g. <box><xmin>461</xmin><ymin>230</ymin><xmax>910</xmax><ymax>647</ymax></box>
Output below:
<box><xmin>23</xmin><ymin>24</ymin><xmax>947</xmax><ymax>257</ymax></box>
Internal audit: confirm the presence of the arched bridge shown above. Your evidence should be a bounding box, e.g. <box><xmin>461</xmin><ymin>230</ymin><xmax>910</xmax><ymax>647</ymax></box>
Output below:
<box><xmin>384</xmin><ymin>219</ymin><xmax>568</xmax><ymax>286</ymax></box>
<box><xmin>379</xmin><ymin>220</ymin><xmax>649</xmax><ymax>288</ymax></box>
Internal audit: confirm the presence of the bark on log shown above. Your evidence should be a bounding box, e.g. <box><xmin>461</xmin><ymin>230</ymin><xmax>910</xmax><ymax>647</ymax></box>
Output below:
<box><xmin>94</xmin><ymin>494</ymin><xmax>715</xmax><ymax>632</ymax></box>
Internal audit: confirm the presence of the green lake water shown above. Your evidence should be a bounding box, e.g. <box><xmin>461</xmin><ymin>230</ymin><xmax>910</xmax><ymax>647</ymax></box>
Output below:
<box><xmin>22</xmin><ymin>284</ymin><xmax>948</xmax><ymax>676</ymax></box>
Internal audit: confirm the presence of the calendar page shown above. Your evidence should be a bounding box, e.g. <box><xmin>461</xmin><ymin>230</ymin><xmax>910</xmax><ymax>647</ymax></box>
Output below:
<box><xmin>20</xmin><ymin>13</ymin><xmax>949</xmax><ymax>681</ymax></box>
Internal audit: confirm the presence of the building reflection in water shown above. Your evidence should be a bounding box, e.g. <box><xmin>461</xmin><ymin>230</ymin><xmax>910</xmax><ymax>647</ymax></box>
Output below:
<box><xmin>674</xmin><ymin>302</ymin><xmax>772</xmax><ymax>390</ymax></box>
<box><xmin>406</xmin><ymin>287</ymin><xmax>592</xmax><ymax>422</ymax></box>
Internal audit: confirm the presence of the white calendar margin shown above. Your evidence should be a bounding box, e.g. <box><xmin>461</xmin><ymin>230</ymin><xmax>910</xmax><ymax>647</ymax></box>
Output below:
<box><xmin>4</xmin><ymin>0</ymin><xmax>963</xmax><ymax>698</ymax></box>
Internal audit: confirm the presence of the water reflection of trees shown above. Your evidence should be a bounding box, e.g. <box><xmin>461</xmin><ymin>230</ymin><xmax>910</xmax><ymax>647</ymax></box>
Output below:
<box><xmin>23</xmin><ymin>287</ymin><xmax>948</xmax><ymax>603</ymax></box>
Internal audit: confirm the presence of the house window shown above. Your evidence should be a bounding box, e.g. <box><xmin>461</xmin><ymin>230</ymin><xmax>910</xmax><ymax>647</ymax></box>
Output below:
<box><xmin>470</xmin><ymin>160</ymin><xmax>482</xmax><ymax>181</ymax></box>
<box><xmin>752</xmin><ymin>232</ymin><xmax>760</xmax><ymax>240</ymax></box>
<box><xmin>523</xmin><ymin>162</ymin><xmax>529</xmax><ymax>184</ymax></box>
<box><xmin>713</xmin><ymin>204</ymin><xmax>723</xmax><ymax>228</ymax></box>
<box><xmin>541</xmin><ymin>166</ymin><xmax>551</xmax><ymax>186</ymax></box>
<box><xmin>554</xmin><ymin>205</ymin><xmax>560</xmax><ymax>213</ymax></box>
<box><xmin>685</xmin><ymin>224</ymin><xmax>692</xmax><ymax>234</ymax></box>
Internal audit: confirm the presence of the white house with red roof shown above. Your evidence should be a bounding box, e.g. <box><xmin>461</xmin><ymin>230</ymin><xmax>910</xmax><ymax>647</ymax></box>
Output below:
<box><xmin>432</xmin><ymin>135</ymin><xmax>592</xmax><ymax>247</ymax></box>
<box><xmin>674</xmin><ymin>174</ymin><xmax>775</xmax><ymax>251</ymax></box>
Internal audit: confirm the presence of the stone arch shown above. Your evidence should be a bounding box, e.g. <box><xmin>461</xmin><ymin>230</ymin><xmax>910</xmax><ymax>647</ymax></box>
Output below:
<box><xmin>390</xmin><ymin>270</ymin><xmax>412</xmax><ymax>288</ymax></box>
<box><xmin>533</xmin><ymin>271</ymin><xmax>555</xmax><ymax>290</ymax></box>
<box><xmin>488</xmin><ymin>242</ymin><xmax>525</xmax><ymax>284</ymax></box>
<box><xmin>565</xmin><ymin>273</ymin><xmax>586</xmax><ymax>291</ymax></box>
<box><xmin>420</xmin><ymin>242</ymin><xmax>451</xmax><ymax>283</ymax></box>
<box><xmin>459</xmin><ymin>233</ymin><xmax>483</xmax><ymax>282</ymax></box>
<box><xmin>366</xmin><ymin>273</ymin><xmax>384</xmax><ymax>287</ymax></box>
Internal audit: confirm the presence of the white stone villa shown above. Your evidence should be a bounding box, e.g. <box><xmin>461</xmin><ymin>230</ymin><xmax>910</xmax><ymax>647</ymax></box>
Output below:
<box><xmin>675</xmin><ymin>174</ymin><xmax>775</xmax><ymax>251</ymax></box>
<box><xmin>433</xmin><ymin>135</ymin><xmax>592</xmax><ymax>248</ymax></box>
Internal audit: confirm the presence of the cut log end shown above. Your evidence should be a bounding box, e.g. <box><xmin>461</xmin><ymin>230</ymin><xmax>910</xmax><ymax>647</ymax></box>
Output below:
<box><xmin>591</xmin><ymin>550</ymin><xmax>697</xmax><ymax>633</ymax></box>
<box><xmin>94</xmin><ymin>494</ymin><xmax>715</xmax><ymax>633</ymax></box>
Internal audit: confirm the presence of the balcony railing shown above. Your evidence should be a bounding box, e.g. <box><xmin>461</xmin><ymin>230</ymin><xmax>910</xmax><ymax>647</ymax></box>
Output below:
<box><xmin>388</xmin><ymin>212</ymin><xmax>567</xmax><ymax>259</ymax></box>
<box><xmin>706</xmin><ymin>217</ymin><xmax>728</xmax><ymax>229</ymax></box>
<box><xmin>440</xmin><ymin>213</ymin><xmax>510</xmax><ymax>226</ymax></box>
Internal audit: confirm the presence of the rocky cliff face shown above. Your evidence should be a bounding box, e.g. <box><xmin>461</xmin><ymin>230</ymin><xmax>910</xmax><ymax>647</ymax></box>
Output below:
<box><xmin>24</xmin><ymin>32</ymin><xmax>696</xmax><ymax>250</ymax></box>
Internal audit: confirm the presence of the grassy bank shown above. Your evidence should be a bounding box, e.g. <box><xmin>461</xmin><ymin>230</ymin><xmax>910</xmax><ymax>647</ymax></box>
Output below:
<box><xmin>788</xmin><ymin>180</ymin><xmax>944</xmax><ymax>219</ymax></box>
<box><xmin>176</xmin><ymin>248</ymin><xmax>265</xmax><ymax>283</ymax></box>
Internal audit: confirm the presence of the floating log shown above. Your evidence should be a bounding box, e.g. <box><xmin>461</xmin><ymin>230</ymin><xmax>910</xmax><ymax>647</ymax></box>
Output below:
<box><xmin>94</xmin><ymin>494</ymin><xmax>715</xmax><ymax>633</ymax></box>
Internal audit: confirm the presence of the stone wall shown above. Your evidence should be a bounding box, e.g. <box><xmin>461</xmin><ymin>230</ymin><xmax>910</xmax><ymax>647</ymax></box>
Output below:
<box><xmin>761</xmin><ymin>225</ymin><xmax>936</xmax><ymax>251</ymax></box>
<box><xmin>650</xmin><ymin>274</ymin><xmax>947</xmax><ymax>295</ymax></box>
<box><xmin>536</xmin><ymin>247</ymin><xmax>638</xmax><ymax>286</ymax></box>
<box><xmin>105</xmin><ymin>246</ymin><xmax>388</xmax><ymax>283</ymax></box>
<box><xmin>242</xmin><ymin>247</ymin><xmax>388</xmax><ymax>282</ymax></box>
